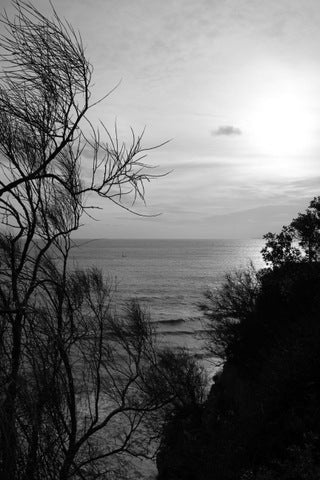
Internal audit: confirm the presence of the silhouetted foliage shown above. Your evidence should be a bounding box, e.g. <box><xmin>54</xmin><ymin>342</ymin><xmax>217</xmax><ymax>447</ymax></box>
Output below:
<box><xmin>291</xmin><ymin>196</ymin><xmax>320</xmax><ymax>262</ymax></box>
<box><xmin>158</xmin><ymin>201</ymin><xmax>320</xmax><ymax>480</ymax></box>
<box><xmin>155</xmin><ymin>351</ymin><xmax>207</xmax><ymax>480</ymax></box>
<box><xmin>199</xmin><ymin>263</ymin><xmax>261</xmax><ymax>364</ymax></box>
<box><xmin>262</xmin><ymin>197</ymin><xmax>320</xmax><ymax>267</ymax></box>
<box><xmin>147</xmin><ymin>349</ymin><xmax>207</xmax><ymax>411</ymax></box>
<box><xmin>261</xmin><ymin>226</ymin><xmax>302</xmax><ymax>267</ymax></box>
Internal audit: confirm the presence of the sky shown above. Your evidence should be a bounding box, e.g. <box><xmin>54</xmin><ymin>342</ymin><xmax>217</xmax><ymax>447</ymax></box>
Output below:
<box><xmin>2</xmin><ymin>0</ymin><xmax>320</xmax><ymax>238</ymax></box>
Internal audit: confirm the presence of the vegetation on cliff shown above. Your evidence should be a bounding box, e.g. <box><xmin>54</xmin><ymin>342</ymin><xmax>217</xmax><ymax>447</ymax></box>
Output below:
<box><xmin>157</xmin><ymin>198</ymin><xmax>320</xmax><ymax>480</ymax></box>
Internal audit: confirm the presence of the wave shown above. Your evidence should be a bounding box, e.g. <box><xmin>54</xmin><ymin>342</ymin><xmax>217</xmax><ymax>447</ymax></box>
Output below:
<box><xmin>153</xmin><ymin>318</ymin><xmax>186</xmax><ymax>326</ymax></box>
<box><xmin>157</xmin><ymin>330</ymin><xmax>196</xmax><ymax>336</ymax></box>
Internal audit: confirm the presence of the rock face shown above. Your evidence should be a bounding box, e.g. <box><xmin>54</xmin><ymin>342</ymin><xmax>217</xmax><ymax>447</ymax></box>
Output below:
<box><xmin>157</xmin><ymin>263</ymin><xmax>320</xmax><ymax>480</ymax></box>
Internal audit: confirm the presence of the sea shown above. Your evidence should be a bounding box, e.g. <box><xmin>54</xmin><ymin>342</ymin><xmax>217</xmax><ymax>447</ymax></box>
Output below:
<box><xmin>69</xmin><ymin>238</ymin><xmax>265</xmax><ymax>356</ymax></box>
<box><xmin>69</xmin><ymin>238</ymin><xmax>265</xmax><ymax>478</ymax></box>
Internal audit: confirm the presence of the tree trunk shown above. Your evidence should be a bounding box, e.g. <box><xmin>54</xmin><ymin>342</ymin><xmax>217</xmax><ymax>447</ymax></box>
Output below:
<box><xmin>1</xmin><ymin>316</ymin><xmax>23</xmax><ymax>480</ymax></box>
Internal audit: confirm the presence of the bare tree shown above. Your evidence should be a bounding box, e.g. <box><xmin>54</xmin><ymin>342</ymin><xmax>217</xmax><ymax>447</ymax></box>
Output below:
<box><xmin>9</xmin><ymin>262</ymin><xmax>172</xmax><ymax>480</ymax></box>
<box><xmin>0</xmin><ymin>1</ymin><xmax>171</xmax><ymax>479</ymax></box>
<box><xmin>199</xmin><ymin>263</ymin><xmax>261</xmax><ymax>363</ymax></box>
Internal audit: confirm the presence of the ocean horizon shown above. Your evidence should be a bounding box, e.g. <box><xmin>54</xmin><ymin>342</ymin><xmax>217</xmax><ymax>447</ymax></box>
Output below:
<box><xmin>69</xmin><ymin>238</ymin><xmax>266</xmax><ymax>355</ymax></box>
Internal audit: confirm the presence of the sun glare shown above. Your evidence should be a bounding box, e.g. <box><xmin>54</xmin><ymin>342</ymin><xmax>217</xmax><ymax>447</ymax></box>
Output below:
<box><xmin>247</xmin><ymin>89</ymin><xmax>315</xmax><ymax>157</ymax></box>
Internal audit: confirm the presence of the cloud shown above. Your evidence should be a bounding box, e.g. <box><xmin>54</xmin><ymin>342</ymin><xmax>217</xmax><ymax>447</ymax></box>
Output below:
<box><xmin>212</xmin><ymin>125</ymin><xmax>242</xmax><ymax>136</ymax></box>
<box><xmin>204</xmin><ymin>204</ymin><xmax>304</xmax><ymax>238</ymax></box>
